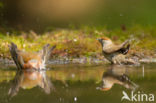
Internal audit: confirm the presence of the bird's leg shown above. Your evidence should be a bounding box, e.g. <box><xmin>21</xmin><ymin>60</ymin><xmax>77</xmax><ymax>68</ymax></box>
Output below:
<box><xmin>117</xmin><ymin>59</ymin><xmax>122</xmax><ymax>65</ymax></box>
<box><xmin>114</xmin><ymin>58</ymin><xmax>119</xmax><ymax>65</ymax></box>
<box><xmin>113</xmin><ymin>57</ymin><xmax>122</xmax><ymax>65</ymax></box>
<box><xmin>111</xmin><ymin>61</ymin><xmax>114</xmax><ymax>64</ymax></box>
<box><xmin>112</xmin><ymin>58</ymin><xmax>116</xmax><ymax>64</ymax></box>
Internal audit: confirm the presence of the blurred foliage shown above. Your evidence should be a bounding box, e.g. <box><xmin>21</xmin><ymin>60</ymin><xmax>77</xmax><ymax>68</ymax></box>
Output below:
<box><xmin>0</xmin><ymin>25</ymin><xmax>155</xmax><ymax>58</ymax></box>
<box><xmin>0</xmin><ymin>0</ymin><xmax>156</xmax><ymax>58</ymax></box>
<box><xmin>0</xmin><ymin>2</ymin><xmax>3</xmax><ymax>8</ymax></box>
<box><xmin>0</xmin><ymin>0</ymin><xmax>156</xmax><ymax>31</ymax></box>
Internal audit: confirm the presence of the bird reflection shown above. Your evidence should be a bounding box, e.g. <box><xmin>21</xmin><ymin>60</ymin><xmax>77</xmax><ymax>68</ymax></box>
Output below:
<box><xmin>97</xmin><ymin>65</ymin><xmax>138</xmax><ymax>91</ymax></box>
<box><xmin>8</xmin><ymin>70</ymin><xmax>54</xmax><ymax>97</ymax></box>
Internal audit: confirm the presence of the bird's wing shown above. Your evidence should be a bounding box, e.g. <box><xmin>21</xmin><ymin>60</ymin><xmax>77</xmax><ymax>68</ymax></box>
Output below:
<box><xmin>9</xmin><ymin>42</ymin><xmax>24</xmax><ymax>69</ymax></box>
<box><xmin>120</xmin><ymin>40</ymin><xmax>130</xmax><ymax>47</ymax></box>
<box><xmin>104</xmin><ymin>42</ymin><xmax>130</xmax><ymax>55</ymax></box>
<box><xmin>116</xmin><ymin>74</ymin><xmax>138</xmax><ymax>90</ymax></box>
<box><xmin>8</xmin><ymin>70</ymin><xmax>23</xmax><ymax>97</ymax></box>
<box><xmin>103</xmin><ymin>45</ymin><xmax>123</xmax><ymax>54</ymax></box>
<box><xmin>41</xmin><ymin>73</ymin><xmax>55</xmax><ymax>94</ymax></box>
<box><xmin>40</xmin><ymin>44</ymin><xmax>56</xmax><ymax>63</ymax></box>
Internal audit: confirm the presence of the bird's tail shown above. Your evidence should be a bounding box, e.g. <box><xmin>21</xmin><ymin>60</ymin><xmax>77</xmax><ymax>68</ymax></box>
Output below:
<box><xmin>121</xmin><ymin>39</ymin><xmax>130</xmax><ymax>47</ymax></box>
<box><xmin>117</xmin><ymin>43</ymin><xmax>130</xmax><ymax>55</ymax></box>
<box><xmin>122</xmin><ymin>44</ymin><xmax>130</xmax><ymax>55</ymax></box>
<box><xmin>9</xmin><ymin>42</ymin><xmax>24</xmax><ymax>70</ymax></box>
<box><xmin>41</xmin><ymin>44</ymin><xmax>56</xmax><ymax>64</ymax></box>
<box><xmin>120</xmin><ymin>74</ymin><xmax>139</xmax><ymax>91</ymax></box>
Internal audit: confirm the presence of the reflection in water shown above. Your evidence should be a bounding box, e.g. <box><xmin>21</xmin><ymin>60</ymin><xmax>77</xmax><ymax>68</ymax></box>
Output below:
<box><xmin>8</xmin><ymin>70</ymin><xmax>54</xmax><ymax>97</ymax></box>
<box><xmin>97</xmin><ymin>65</ymin><xmax>139</xmax><ymax>91</ymax></box>
<box><xmin>0</xmin><ymin>64</ymin><xmax>156</xmax><ymax>103</ymax></box>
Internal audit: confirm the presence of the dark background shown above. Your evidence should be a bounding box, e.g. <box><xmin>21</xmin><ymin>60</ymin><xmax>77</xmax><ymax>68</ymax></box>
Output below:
<box><xmin>0</xmin><ymin>0</ymin><xmax>156</xmax><ymax>33</ymax></box>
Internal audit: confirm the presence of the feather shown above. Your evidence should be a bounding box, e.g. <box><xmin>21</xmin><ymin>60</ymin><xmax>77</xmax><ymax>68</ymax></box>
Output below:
<box><xmin>9</xmin><ymin>42</ymin><xmax>24</xmax><ymax>69</ymax></box>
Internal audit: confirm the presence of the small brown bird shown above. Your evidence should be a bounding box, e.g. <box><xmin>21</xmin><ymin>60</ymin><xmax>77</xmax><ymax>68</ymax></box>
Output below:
<box><xmin>97</xmin><ymin>37</ymin><xmax>130</xmax><ymax>64</ymax></box>
<box><xmin>9</xmin><ymin>42</ymin><xmax>56</xmax><ymax>70</ymax></box>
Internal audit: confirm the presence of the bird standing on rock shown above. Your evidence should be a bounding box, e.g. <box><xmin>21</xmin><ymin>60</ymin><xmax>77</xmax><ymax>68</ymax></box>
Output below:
<box><xmin>9</xmin><ymin>42</ymin><xmax>56</xmax><ymax>70</ymax></box>
<box><xmin>97</xmin><ymin>37</ymin><xmax>131</xmax><ymax>64</ymax></box>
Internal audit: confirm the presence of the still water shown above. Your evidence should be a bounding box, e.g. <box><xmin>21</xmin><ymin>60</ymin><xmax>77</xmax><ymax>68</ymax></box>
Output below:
<box><xmin>0</xmin><ymin>63</ymin><xmax>156</xmax><ymax>103</ymax></box>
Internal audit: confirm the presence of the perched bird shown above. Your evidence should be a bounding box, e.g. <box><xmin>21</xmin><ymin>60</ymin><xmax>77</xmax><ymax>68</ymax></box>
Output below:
<box><xmin>9</xmin><ymin>42</ymin><xmax>56</xmax><ymax>70</ymax></box>
<box><xmin>97</xmin><ymin>37</ymin><xmax>130</xmax><ymax>64</ymax></box>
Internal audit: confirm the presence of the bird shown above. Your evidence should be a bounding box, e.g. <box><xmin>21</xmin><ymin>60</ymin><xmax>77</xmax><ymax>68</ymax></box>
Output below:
<box><xmin>9</xmin><ymin>42</ymin><xmax>56</xmax><ymax>70</ymax></box>
<box><xmin>97</xmin><ymin>37</ymin><xmax>130</xmax><ymax>64</ymax></box>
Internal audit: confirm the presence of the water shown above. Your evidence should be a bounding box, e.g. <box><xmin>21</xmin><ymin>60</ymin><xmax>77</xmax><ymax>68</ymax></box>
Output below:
<box><xmin>0</xmin><ymin>63</ymin><xmax>156</xmax><ymax>103</ymax></box>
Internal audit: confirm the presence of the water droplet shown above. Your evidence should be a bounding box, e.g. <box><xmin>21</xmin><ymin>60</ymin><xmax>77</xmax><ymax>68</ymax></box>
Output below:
<box><xmin>74</xmin><ymin>97</ymin><xmax>77</xmax><ymax>101</ymax></box>
<box><xmin>73</xmin><ymin>39</ymin><xmax>77</xmax><ymax>42</ymax></box>
<box><xmin>71</xmin><ymin>74</ymin><xmax>75</xmax><ymax>78</ymax></box>
<box><xmin>59</xmin><ymin>98</ymin><xmax>62</xmax><ymax>101</ymax></box>
<box><xmin>120</xmin><ymin>14</ymin><xmax>123</xmax><ymax>16</ymax></box>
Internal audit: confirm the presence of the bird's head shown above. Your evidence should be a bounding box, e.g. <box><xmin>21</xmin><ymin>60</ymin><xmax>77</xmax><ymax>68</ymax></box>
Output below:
<box><xmin>97</xmin><ymin>37</ymin><xmax>112</xmax><ymax>47</ymax></box>
<box><xmin>96</xmin><ymin>86</ymin><xmax>111</xmax><ymax>91</ymax></box>
<box><xmin>100</xmin><ymin>87</ymin><xmax>112</xmax><ymax>91</ymax></box>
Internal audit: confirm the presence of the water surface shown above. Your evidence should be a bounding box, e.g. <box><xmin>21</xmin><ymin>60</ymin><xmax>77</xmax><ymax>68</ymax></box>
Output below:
<box><xmin>0</xmin><ymin>63</ymin><xmax>156</xmax><ymax>103</ymax></box>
